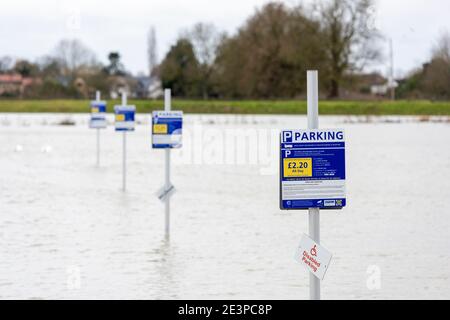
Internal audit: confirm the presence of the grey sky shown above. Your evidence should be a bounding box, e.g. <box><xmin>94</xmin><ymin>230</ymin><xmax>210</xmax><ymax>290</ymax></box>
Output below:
<box><xmin>1</xmin><ymin>0</ymin><xmax>449</xmax><ymax>78</ymax></box>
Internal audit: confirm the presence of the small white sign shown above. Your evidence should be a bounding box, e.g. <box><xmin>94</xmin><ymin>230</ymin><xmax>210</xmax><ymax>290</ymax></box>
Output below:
<box><xmin>294</xmin><ymin>234</ymin><xmax>332</xmax><ymax>281</ymax></box>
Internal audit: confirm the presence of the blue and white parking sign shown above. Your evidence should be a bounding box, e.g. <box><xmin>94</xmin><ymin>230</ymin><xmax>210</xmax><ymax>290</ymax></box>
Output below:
<box><xmin>280</xmin><ymin>129</ymin><xmax>346</xmax><ymax>210</ymax></box>
<box><xmin>89</xmin><ymin>101</ymin><xmax>107</xmax><ymax>129</ymax></box>
<box><xmin>114</xmin><ymin>105</ymin><xmax>136</xmax><ymax>131</ymax></box>
<box><xmin>152</xmin><ymin>111</ymin><xmax>183</xmax><ymax>148</ymax></box>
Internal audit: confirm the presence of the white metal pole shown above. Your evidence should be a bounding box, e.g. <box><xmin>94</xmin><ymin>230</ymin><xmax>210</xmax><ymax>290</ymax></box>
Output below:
<box><xmin>122</xmin><ymin>92</ymin><xmax>127</xmax><ymax>191</ymax></box>
<box><xmin>95</xmin><ymin>91</ymin><xmax>101</xmax><ymax>167</ymax></box>
<box><xmin>307</xmin><ymin>70</ymin><xmax>320</xmax><ymax>300</ymax></box>
<box><xmin>123</xmin><ymin>131</ymin><xmax>126</xmax><ymax>191</ymax></box>
<box><xmin>164</xmin><ymin>89</ymin><xmax>171</xmax><ymax>237</ymax></box>
<box><xmin>389</xmin><ymin>38</ymin><xmax>395</xmax><ymax>101</ymax></box>
<box><xmin>96</xmin><ymin>129</ymin><xmax>100</xmax><ymax>166</ymax></box>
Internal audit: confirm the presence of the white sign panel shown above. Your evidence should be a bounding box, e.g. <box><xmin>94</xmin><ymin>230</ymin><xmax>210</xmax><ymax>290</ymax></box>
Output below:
<box><xmin>294</xmin><ymin>234</ymin><xmax>332</xmax><ymax>280</ymax></box>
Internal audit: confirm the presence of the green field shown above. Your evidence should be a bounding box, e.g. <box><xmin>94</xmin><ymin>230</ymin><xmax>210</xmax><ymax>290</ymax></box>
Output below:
<box><xmin>0</xmin><ymin>99</ymin><xmax>450</xmax><ymax>115</ymax></box>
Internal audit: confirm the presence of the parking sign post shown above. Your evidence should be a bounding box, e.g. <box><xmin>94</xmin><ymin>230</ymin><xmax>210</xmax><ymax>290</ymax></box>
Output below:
<box><xmin>114</xmin><ymin>92</ymin><xmax>136</xmax><ymax>192</ymax></box>
<box><xmin>280</xmin><ymin>70</ymin><xmax>346</xmax><ymax>300</ymax></box>
<box><xmin>307</xmin><ymin>71</ymin><xmax>320</xmax><ymax>300</ymax></box>
<box><xmin>89</xmin><ymin>90</ymin><xmax>107</xmax><ymax>166</ymax></box>
<box><xmin>307</xmin><ymin>70</ymin><xmax>320</xmax><ymax>300</ymax></box>
<box><xmin>152</xmin><ymin>89</ymin><xmax>183</xmax><ymax>239</ymax></box>
<box><xmin>95</xmin><ymin>91</ymin><xmax>101</xmax><ymax>167</ymax></box>
<box><xmin>164</xmin><ymin>89</ymin><xmax>171</xmax><ymax>237</ymax></box>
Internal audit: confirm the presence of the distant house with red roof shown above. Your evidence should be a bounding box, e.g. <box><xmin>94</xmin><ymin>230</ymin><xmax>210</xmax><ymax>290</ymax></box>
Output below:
<box><xmin>0</xmin><ymin>74</ymin><xmax>36</xmax><ymax>97</ymax></box>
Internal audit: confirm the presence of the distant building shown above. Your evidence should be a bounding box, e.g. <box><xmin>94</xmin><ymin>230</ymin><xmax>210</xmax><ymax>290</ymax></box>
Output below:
<box><xmin>0</xmin><ymin>74</ymin><xmax>34</xmax><ymax>97</ymax></box>
<box><xmin>109</xmin><ymin>76</ymin><xmax>133</xmax><ymax>99</ymax></box>
<box><xmin>132</xmin><ymin>76</ymin><xmax>163</xmax><ymax>99</ymax></box>
<box><xmin>370</xmin><ymin>80</ymin><xmax>398</xmax><ymax>96</ymax></box>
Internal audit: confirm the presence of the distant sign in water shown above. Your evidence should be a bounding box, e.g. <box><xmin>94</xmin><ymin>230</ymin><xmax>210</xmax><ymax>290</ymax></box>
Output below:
<box><xmin>280</xmin><ymin>129</ymin><xmax>346</xmax><ymax>210</ymax></box>
<box><xmin>152</xmin><ymin>111</ymin><xmax>183</xmax><ymax>148</ymax></box>
<box><xmin>114</xmin><ymin>105</ymin><xmax>136</xmax><ymax>131</ymax></box>
<box><xmin>89</xmin><ymin>101</ymin><xmax>107</xmax><ymax>129</ymax></box>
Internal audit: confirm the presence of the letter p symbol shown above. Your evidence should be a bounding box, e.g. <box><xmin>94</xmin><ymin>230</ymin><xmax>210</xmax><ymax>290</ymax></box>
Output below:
<box><xmin>283</xmin><ymin>131</ymin><xmax>292</xmax><ymax>143</ymax></box>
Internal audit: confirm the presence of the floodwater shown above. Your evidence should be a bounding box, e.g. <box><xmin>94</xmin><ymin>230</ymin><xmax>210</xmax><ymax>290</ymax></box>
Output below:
<box><xmin>0</xmin><ymin>113</ymin><xmax>449</xmax><ymax>300</ymax></box>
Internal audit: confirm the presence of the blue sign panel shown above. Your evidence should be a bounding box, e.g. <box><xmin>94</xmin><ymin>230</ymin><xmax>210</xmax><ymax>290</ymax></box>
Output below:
<box><xmin>280</xmin><ymin>129</ymin><xmax>346</xmax><ymax>210</ymax></box>
<box><xmin>152</xmin><ymin>111</ymin><xmax>183</xmax><ymax>149</ymax></box>
<box><xmin>89</xmin><ymin>101</ymin><xmax>107</xmax><ymax>129</ymax></box>
<box><xmin>114</xmin><ymin>105</ymin><xmax>136</xmax><ymax>131</ymax></box>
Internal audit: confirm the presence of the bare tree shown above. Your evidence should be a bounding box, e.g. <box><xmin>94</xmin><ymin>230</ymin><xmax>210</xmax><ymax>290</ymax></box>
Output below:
<box><xmin>183</xmin><ymin>23</ymin><xmax>224</xmax><ymax>98</ymax></box>
<box><xmin>0</xmin><ymin>56</ymin><xmax>13</xmax><ymax>73</ymax></box>
<box><xmin>53</xmin><ymin>39</ymin><xmax>97</xmax><ymax>78</ymax></box>
<box><xmin>147</xmin><ymin>26</ymin><xmax>158</xmax><ymax>76</ymax></box>
<box><xmin>316</xmin><ymin>0</ymin><xmax>381</xmax><ymax>98</ymax></box>
<box><xmin>422</xmin><ymin>31</ymin><xmax>450</xmax><ymax>99</ymax></box>
<box><xmin>432</xmin><ymin>31</ymin><xmax>450</xmax><ymax>63</ymax></box>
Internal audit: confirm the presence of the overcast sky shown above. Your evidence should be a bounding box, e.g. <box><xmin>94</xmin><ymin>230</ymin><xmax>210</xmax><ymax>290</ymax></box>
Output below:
<box><xmin>1</xmin><ymin>0</ymin><xmax>450</xmax><ymax>78</ymax></box>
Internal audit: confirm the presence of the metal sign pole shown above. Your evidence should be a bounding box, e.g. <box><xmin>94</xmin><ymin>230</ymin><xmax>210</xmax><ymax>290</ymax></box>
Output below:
<box><xmin>97</xmin><ymin>129</ymin><xmax>100</xmax><ymax>167</ymax></box>
<box><xmin>95</xmin><ymin>91</ymin><xmax>101</xmax><ymax>167</ymax></box>
<box><xmin>164</xmin><ymin>89</ymin><xmax>171</xmax><ymax>238</ymax></box>
<box><xmin>122</xmin><ymin>92</ymin><xmax>127</xmax><ymax>191</ymax></box>
<box><xmin>307</xmin><ymin>70</ymin><xmax>320</xmax><ymax>300</ymax></box>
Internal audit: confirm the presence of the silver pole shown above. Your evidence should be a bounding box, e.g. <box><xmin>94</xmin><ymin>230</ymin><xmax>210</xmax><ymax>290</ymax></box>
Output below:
<box><xmin>96</xmin><ymin>129</ymin><xmax>100</xmax><ymax>167</ymax></box>
<box><xmin>123</xmin><ymin>131</ymin><xmax>126</xmax><ymax>191</ymax></box>
<box><xmin>389</xmin><ymin>38</ymin><xmax>395</xmax><ymax>101</ymax></box>
<box><xmin>165</xmin><ymin>148</ymin><xmax>170</xmax><ymax>236</ymax></box>
<box><xmin>95</xmin><ymin>90</ymin><xmax>101</xmax><ymax>167</ymax></box>
<box><xmin>122</xmin><ymin>92</ymin><xmax>127</xmax><ymax>192</ymax></box>
<box><xmin>307</xmin><ymin>70</ymin><xmax>320</xmax><ymax>300</ymax></box>
<box><xmin>164</xmin><ymin>89</ymin><xmax>171</xmax><ymax>238</ymax></box>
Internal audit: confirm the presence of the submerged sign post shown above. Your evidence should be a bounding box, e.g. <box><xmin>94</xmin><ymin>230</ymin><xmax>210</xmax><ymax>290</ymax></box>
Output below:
<box><xmin>89</xmin><ymin>91</ymin><xmax>107</xmax><ymax>166</ymax></box>
<box><xmin>280</xmin><ymin>71</ymin><xmax>346</xmax><ymax>300</ymax></box>
<box><xmin>114</xmin><ymin>93</ymin><xmax>135</xmax><ymax>191</ymax></box>
<box><xmin>152</xmin><ymin>89</ymin><xmax>183</xmax><ymax>238</ymax></box>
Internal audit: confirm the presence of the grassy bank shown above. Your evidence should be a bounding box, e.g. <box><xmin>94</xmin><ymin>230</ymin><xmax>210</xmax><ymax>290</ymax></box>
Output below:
<box><xmin>0</xmin><ymin>99</ymin><xmax>450</xmax><ymax>115</ymax></box>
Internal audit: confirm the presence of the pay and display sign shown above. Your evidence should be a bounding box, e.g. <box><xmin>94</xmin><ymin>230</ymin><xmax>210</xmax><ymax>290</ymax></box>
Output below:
<box><xmin>89</xmin><ymin>101</ymin><xmax>107</xmax><ymax>129</ymax></box>
<box><xmin>114</xmin><ymin>105</ymin><xmax>136</xmax><ymax>131</ymax></box>
<box><xmin>152</xmin><ymin>111</ymin><xmax>183</xmax><ymax>148</ymax></box>
<box><xmin>280</xmin><ymin>129</ymin><xmax>346</xmax><ymax>210</ymax></box>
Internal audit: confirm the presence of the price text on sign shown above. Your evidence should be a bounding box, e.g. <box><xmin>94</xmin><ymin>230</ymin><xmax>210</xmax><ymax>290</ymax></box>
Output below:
<box><xmin>153</xmin><ymin>124</ymin><xmax>168</xmax><ymax>134</ymax></box>
<box><xmin>283</xmin><ymin>158</ymin><xmax>312</xmax><ymax>177</ymax></box>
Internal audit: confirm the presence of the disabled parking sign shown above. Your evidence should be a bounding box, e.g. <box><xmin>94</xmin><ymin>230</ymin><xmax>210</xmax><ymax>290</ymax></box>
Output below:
<box><xmin>280</xmin><ymin>129</ymin><xmax>346</xmax><ymax>210</ymax></box>
<box><xmin>294</xmin><ymin>234</ymin><xmax>332</xmax><ymax>280</ymax></box>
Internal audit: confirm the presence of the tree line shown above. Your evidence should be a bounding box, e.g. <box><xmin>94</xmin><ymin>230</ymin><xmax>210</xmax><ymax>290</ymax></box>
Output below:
<box><xmin>1</xmin><ymin>0</ymin><xmax>449</xmax><ymax>100</ymax></box>
<box><xmin>0</xmin><ymin>39</ymin><xmax>130</xmax><ymax>99</ymax></box>
<box><xmin>159</xmin><ymin>0</ymin><xmax>381</xmax><ymax>99</ymax></box>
